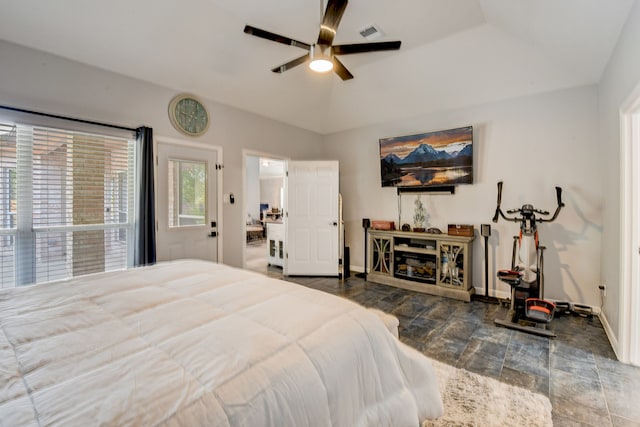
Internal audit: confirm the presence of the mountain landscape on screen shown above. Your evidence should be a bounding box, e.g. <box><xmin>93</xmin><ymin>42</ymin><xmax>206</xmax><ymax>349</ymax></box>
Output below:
<box><xmin>379</xmin><ymin>126</ymin><xmax>473</xmax><ymax>187</ymax></box>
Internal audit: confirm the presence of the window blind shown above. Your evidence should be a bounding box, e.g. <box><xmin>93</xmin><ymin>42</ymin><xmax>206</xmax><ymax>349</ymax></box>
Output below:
<box><xmin>0</xmin><ymin>120</ymin><xmax>135</xmax><ymax>288</ymax></box>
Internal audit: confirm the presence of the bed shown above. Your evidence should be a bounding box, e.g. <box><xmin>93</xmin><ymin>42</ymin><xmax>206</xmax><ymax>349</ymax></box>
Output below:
<box><xmin>0</xmin><ymin>259</ymin><xmax>443</xmax><ymax>426</ymax></box>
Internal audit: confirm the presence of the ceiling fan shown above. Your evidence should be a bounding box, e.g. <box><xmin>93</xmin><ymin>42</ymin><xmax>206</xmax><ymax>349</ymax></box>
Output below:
<box><xmin>243</xmin><ymin>0</ymin><xmax>401</xmax><ymax>80</ymax></box>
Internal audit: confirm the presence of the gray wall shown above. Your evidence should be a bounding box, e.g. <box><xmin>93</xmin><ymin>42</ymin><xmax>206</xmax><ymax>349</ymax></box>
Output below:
<box><xmin>598</xmin><ymin>1</ymin><xmax>640</xmax><ymax>353</ymax></box>
<box><xmin>260</xmin><ymin>177</ymin><xmax>284</xmax><ymax>212</ymax></box>
<box><xmin>324</xmin><ymin>86</ymin><xmax>602</xmax><ymax>309</ymax></box>
<box><xmin>245</xmin><ymin>156</ymin><xmax>260</xmax><ymax>222</ymax></box>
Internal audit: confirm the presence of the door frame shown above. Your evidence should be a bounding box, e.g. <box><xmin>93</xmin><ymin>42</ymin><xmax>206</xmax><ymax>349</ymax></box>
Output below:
<box><xmin>155</xmin><ymin>136</ymin><xmax>223</xmax><ymax>263</ymax></box>
<box><xmin>241</xmin><ymin>149</ymin><xmax>288</xmax><ymax>269</ymax></box>
<box><xmin>620</xmin><ymin>83</ymin><xmax>640</xmax><ymax>366</ymax></box>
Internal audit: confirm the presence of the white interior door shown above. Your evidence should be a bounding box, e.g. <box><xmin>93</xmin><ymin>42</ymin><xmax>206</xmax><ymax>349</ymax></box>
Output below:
<box><xmin>285</xmin><ymin>161</ymin><xmax>339</xmax><ymax>276</ymax></box>
<box><xmin>156</xmin><ymin>143</ymin><xmax>219</xmax><ymax>262</ymax></box>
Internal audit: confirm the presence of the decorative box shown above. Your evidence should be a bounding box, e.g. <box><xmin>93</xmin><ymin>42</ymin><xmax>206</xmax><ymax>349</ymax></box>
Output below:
<box><xmin>447</xmin><ymin>224</ymin><xmax>474</xmax><ymax>237</ymax></box>
<box><xmin>371</xmin><ymin>220</ymin><xmax>395</xmax><ymax>230</ymax></box>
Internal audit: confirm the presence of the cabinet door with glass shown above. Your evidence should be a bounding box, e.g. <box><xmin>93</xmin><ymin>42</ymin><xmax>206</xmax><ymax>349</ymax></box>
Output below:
<box><xmin>370</xmin><ymin>233</ymin><xmax>392</xmax><ymax>276</ymax></box>
<box><xmin>267</xmin><ymin>222</ymin><xmax>284</xmax><ymax>267</ymax></box>
<box><xmin>438</xmin><ymin>242</ymin><xmax>466</xmax><ymax>288</ymax></box>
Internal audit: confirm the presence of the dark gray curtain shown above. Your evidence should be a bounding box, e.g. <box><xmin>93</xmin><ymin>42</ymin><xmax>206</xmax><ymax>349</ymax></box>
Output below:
<box><xmin>134</xmin><ymin>126</ymin><xmax>156</xmax><ymax>266</ymax></box>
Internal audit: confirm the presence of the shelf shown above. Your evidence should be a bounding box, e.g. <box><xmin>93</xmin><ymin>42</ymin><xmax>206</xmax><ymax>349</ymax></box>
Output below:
<box><xmin>394</xmin><ymin>245</ymin><xmax>436</xmax><ymax>255</ymax></box>
<box><xmin>394</xmin><ymin>272</ymin><xmax>436</xmax><ymax>284</ymax></box>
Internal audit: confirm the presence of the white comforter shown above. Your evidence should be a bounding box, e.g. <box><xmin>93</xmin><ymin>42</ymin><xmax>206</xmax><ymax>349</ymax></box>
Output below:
<box><xmin>0</xmin><ymin>260</ymin><xmax>443</xmax><ymax>426</ymax></box>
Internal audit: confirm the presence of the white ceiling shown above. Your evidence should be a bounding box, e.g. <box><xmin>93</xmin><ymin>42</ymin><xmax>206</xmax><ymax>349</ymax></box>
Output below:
<box><xmin>0</xmin><ymin>0</ymin><xmax>634</xmax><ymax>134</ymax></box>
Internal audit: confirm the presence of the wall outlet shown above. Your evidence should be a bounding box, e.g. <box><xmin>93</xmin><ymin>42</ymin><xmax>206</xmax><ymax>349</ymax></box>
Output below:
<box><xmin>599</xmin><ymin>284</ymin><xmax>606</xmax><ymax>297</ymax></box>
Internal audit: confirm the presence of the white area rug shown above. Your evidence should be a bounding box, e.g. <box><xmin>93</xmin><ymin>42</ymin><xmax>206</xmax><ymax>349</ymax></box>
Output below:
<box><xmin>423</xmin><ymin>358</ymin><xmax>553</xmax><ymax>427</ymax></box>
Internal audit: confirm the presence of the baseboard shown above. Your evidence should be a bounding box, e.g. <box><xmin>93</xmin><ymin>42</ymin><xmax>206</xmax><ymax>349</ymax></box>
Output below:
<box><xmin>599</xmin><ymin>311</ymin><xmax>623</xmax><ymax>362</ymax></box>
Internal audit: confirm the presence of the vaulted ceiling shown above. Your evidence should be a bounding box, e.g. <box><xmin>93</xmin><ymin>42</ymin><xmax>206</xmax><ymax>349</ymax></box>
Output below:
<box><xmin>0</xmin><ymin>0</ymin><xmax>635</xmax><ymax>134</ymax></box>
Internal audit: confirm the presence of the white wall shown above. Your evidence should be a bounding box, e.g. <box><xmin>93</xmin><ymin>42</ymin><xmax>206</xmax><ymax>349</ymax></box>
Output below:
<box><xmin>0</xmin><ymin>40</ymin><xmax>323</xmax><ymax>267</ymax></box>
<box><xmin>324</xmin><ymin>86</ymin><xmax>602</xmax><ymax>307</ymax></box>
<box><xmin>598</xmin><ymin>1</ymin><xmax>640</xmax><ymax>350</ymax></box>
<box><xmin>245</xmin><ymin>156</ymin><xmax>260</xmax><ymax>222</ymax></box>
<box><xmin>261</xmin><ymin>177</ymin><xmax>284</xmax><ymax>211</ymax></box>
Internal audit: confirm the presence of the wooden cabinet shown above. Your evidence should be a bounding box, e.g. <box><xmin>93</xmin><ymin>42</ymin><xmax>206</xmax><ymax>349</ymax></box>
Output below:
<box><xmin>267</xmin><ymin>222</ymin><xmax>284</xmax><ymax>267</ymax></box>
<box><xmin>368</xmin><ymin>229</ymin><xmax>475</xmax><ymax>301</ymax></box>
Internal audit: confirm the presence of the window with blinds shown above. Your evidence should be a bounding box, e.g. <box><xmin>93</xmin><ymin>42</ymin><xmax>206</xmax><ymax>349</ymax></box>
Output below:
<box><xmin>0</xmin><ymin>121</ymin><xmax>135</xmax><ymax>288</ymax></box>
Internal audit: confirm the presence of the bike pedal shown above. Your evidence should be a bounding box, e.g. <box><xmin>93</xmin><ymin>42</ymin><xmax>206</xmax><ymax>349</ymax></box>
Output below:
<box><xmin>572</xmin><ymin>304</ymin><xmax>593</xmax><ymax>318</ymax></box>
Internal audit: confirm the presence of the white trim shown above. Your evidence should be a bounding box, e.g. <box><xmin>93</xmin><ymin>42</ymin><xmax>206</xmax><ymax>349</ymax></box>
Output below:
<box><xmin>619</xmin><ymin>81</ymin><xmax>640</xmax><ymax>366</ymax></box>
<box><xmin>472</xmin><ymin>286</ymin><xmax>511</xmax><ymax>300</ymax></box>
<box><xmin>155</xmin><ymin>135</ymin><xmax>223</xmax><ymax>263</ymax></box>
<box><xmin>600</xmin><ymin>310</ymin><xmax>622</xmax><ymax>361</ymax></box>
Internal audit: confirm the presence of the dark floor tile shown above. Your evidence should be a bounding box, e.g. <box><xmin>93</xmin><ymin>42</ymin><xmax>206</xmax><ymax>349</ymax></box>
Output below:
<box><xmin>596</xmin><ymin>354</ymin><xmax>640</xmax><ymax>376</ymax></box>
<box><xmin>368</xmin><ymin>298</ymin><xmax>400</xmax><ymax>313</ymax></box>
<box><xmin>437</xmin><ymin>317</ymin><xmax>480</xmax><ymax>342</ymax></box>
<box><xmin>550</xmin><ymin>341</ymin><xmax>599</xmax><ymax>381</ymax></box>
<box><xmin>510</xmin><ymin>328</ymin><xmax>551</xmax><ymax>350</ymax></box>
<box><xmin>470</xmin><ymin>323</ymin><xmax>513</xmax><ymax>344</ymax></box>
<box><xmin>553</xmin><ymin>412</ymin><xmax>610</xmax><ymax>427</ymax></box>
<box><xmin>420</xmin><ymin>299</ymin><xmax>456</xmax><ymax>321</ymax></box>
<box><xmin>399</xmin><ymin>335</ymin><xmax>426</xmax><ymax>352</ymax></box>
<box><xmin>380</xmin><ymin>290</ymin><xmax>410</xmax><ymax>304</ymax></box>
<box><xmin>402</xmin><ymin>292</ymin><xmax>442</xmax><ymax>306</ymax></box>
<box><xmin>391</xmin><ymin>298</ymin><xmax>429</xmax><ymax>319</ymax></box>
<box><xmin>550</xmin><ymin>368</ymin><xmax>611</xmax><ymax>427</ymax></box>
<box><xmin>451</xmin><ymin>300</ymin><xmax>503</xmax><ymax>324</ymax></box>
<box><xmin>401</xmin><ymin>316</ymin><xmax>441</xmax><ymax>343</ymax></box>
<box><xmin>422</xmin><ymin>336</ymin><xmax>468</xmax><ymax>366</ymax></box>
<box><xmin>504</xmin><ymin>339</ymin><xmax>549</xmax><ymax>378</ymax></box>
<box><xmin>394</xmin><ymin>312</ymin><xmax>414</xmax><ymax>327</ymax></box>
<box><xmin>457</xmin><ymin>337</ymin><xmax>506</xmax><ymax>378</ymax></box>
<box><xmin>500</xmin><ymin>365</ymin><xmax>549</xmax><ymax>396</ymax></box>
<box><xmin>600</xmin><ymin>368</ymin><xmax>640</xmax><ymax>423</ymax></box>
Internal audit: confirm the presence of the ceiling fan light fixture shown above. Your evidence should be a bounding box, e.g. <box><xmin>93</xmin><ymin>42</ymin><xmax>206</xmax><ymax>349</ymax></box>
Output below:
<box><xmin>309</xmin><ymin>58</ymin><xmax>333</xmax><ymax>73</ymax></box>
<box><xmin>309</xmin><ymin>45</ymin><xmax>334</xmax><ymax>73</ymax></box>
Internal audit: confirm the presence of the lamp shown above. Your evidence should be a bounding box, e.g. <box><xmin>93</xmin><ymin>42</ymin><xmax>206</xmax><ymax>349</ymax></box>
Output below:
<box><xmin>309</xmin><ymin>45</ymin><xmax>333</xmax><ymax>73</ymax></box>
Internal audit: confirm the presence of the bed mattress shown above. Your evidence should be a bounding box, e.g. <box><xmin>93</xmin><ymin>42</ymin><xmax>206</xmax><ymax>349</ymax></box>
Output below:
<box><xmin>0</xmin><ymin>259</ymin><xmax>443</xmax><ymax>426</ymax></box>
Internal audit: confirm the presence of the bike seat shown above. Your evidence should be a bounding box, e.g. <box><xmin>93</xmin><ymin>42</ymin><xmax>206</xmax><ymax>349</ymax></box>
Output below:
<box><xmin>497</xmin><ymin>270</ymin><xmax>522</xmax><ymax>286</ymax></box>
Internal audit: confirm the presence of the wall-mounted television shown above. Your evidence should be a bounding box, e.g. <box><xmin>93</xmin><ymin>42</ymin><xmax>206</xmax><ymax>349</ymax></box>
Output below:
<box><xmin>379</xmin><ymin>125</ymin><xmax>473</xmax><ymax>188</ymax></box>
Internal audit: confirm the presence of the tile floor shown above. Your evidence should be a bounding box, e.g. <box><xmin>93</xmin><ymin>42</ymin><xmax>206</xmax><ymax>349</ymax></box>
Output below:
<box><xmin>245</xmin><ymin>253</ymin><xmax>640</xmax><ymax>427</ymax></box>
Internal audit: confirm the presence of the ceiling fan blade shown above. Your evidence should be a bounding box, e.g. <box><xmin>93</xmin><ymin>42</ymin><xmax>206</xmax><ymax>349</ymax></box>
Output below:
<box><xmin>332</xmin><ymin>40</ymin><xmax>401</xmax><ymax>55</ymax></box>
<box><xmin>271</xmin><ymin>54</ymin><xmax>310</xmax><ymax>73</ymax></box>
<box><xmin>244</xmin><ymin>25</ymin><xmax>311</xmax><ymax>50</ymax></box>
<box><xmin>317</xmin><ymin>0</ymin><xmax>348</xmax><ymax>46</ymax></box>
<box><xmin>333</xmin><ymin>56</ymin><xmax>353</xmax><ymax>81</ymax></box>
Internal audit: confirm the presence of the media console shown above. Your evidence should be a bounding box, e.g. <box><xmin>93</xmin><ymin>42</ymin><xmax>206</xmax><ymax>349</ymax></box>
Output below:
<box><xmin>368</xmin><ymin>229</ymin><xmax>475</xmax><ymax>302</ymax></box>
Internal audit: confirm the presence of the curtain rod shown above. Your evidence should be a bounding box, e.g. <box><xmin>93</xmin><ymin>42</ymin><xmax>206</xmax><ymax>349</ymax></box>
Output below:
<box><xmin>0</xmin><ymin>105</ymin><xmax>138</xmax><ymax>132</ymax></box>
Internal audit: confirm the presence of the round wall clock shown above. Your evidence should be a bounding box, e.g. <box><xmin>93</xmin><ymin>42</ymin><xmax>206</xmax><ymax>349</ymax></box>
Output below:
<box><xmin>168</xmin><ymin>94</ymin><xmax>210</xmax><ymax>137</ymax></box>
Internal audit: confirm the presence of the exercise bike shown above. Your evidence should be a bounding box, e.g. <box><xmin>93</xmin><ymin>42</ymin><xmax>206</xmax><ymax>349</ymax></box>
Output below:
<box><xmin>491</xmin><ymin>181</ymin><xmax>564</xmax><ymax>338</ymax></box>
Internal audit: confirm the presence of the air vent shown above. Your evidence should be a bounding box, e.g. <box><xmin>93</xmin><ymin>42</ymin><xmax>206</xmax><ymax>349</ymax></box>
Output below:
<box><xmin>359</xmin><ymin>24</ymin><xmax>383</xmax><ymax>40</ymax></box>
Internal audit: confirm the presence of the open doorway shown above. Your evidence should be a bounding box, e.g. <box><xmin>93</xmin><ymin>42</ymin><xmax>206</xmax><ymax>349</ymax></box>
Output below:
<box><xmin>243</xmin><ymin>153</ymin><xmax>285</xmax><ymax>273</ymax></box>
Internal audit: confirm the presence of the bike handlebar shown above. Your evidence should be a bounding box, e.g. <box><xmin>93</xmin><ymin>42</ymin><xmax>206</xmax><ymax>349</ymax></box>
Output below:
<box><xmin>492</xmin><ymin>182</ymin><xmax>564</xmax><ymax>223</ymax></box>
<box><xmin>491</xmin><ymin>181</ymin><xmax>503</xmax><ymax>223</ymax></box>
